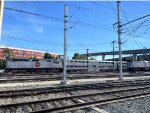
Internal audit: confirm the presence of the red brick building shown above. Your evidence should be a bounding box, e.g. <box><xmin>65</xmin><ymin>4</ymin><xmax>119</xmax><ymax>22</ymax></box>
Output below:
<box><xmin>0</xmin><ymin>46</ymin><xmax>58</xmax><ymax>59</ymax></box>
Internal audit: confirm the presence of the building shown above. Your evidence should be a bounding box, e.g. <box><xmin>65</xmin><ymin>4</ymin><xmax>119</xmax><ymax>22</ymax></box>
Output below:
<box><xmin>0</xmin><ymin>46</ymin><xmax>58</xmax><ymax>59</ymax></box>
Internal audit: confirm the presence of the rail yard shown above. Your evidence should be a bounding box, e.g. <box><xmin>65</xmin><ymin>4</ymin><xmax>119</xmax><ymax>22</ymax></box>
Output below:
<box><xmin>0</xmin><ymin>72</ymin><xmax>149</xmax><ymax>113</ymax></box>
<box><xmin>1</xmin><ymin>60</ymin><xmax>150</xmax><ymax>113</ymax></box>
<box><xmin>1</xmin><ymin>0</ymin><xmax>150</xmax><ymax>113</ymax></box>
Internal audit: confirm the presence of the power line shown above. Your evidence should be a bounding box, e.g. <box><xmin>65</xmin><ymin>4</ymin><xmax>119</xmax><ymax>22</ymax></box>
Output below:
<box><xmin>55</xmin><ymin>2</ymin><xmax>117</xmax><ymax>17</ymax></box>
<box><xmin>89</xmin><ymin>1</ymin><xmax>139</xmax><ymax>18</ymax></box>
<box><xmin>88</xmin><ymin>1</ymin><xmax>115</xmax><ymax>10</ymax></box>
<box><xmin>4</xmin><ymin>7</ymin><xmax>64</xmax><ymax>21</ymax></box>
<box><xmin>2</xmin><ymin>33</ymin><xmax>113</xmax><ymax>47</ymax></box>
<box><xmin>121</xmin><ymin>7</ymin><xmax>145</xmax><ymax>49</ymax></box>
<box><xmin>5</xmin><ymin>7</ymin><xmax>114</xmax><ymax>32</ymax></box>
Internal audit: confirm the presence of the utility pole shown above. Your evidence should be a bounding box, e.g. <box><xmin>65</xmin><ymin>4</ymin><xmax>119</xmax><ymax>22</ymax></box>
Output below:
<box><xmin>0</xmin><ymin>0</ymin><xmax>4</xmax><ymax>37</ymax></box>
<box><xmin>62</xmin><ymin>5</ymin><xmax>68</xmax><ymax>85</ymax></box>
<box><xmin>87</xmin><ymin>49</ymin><xmax>89</xmax><ymax>71</ymax></box>
<box><xmin>117</xmin><ymin>1</ymin><xmax>123</xmax><ymax>80</ymax></box>
<box><xmin>112</xmin><ymin>41</ymin><xmax>116</xmax><ymax>73</ymax></box>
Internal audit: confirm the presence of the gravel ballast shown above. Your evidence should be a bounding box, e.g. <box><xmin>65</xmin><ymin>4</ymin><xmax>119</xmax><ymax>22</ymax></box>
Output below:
<box><xmin>100</xmin><ymin>96</ymin><xmax>150</xmax><ymax>113</ymax></box>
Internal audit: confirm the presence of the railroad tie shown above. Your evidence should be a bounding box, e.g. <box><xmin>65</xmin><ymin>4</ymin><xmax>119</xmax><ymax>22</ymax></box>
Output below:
<box><xmin>66</xmin><ymin>93</ymin><xmax>108</xmax><ymax>113</ymax></box>
<box><xmin>30</xmin><ymin>104</ymin><xmax>40</xmax><ymax>111</ymax></box>
<box><xmin>40</xmin><ymin>103</ymin><xmax>49</xmax><ymax>109</ymax></box>
<box><xmin>10</xmin><ymin>107</ymin><xmax>16</xmax><ymax>113</ymax></box>
<box><xmin>22</xmin><ymin>105</ymin><xmax>30</xmax><ymax>113</ymax></box>
<box><xmin>77</xmin><ymin>98</ymin><xmax>108</xmax><ymax>113</ymax></box>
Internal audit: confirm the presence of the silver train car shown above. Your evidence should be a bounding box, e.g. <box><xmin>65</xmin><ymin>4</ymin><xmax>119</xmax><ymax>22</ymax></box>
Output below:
<box><xmin>5</xmin><ymin>59</ymin><xmax>63</xmax><ymax>73</ymax></box>
<box><xmin>5</xmin><ymin>59</ymin><xmax>128</xmax><ymax>73</ymax></box>
<box><xmin>127</xmin><ymin>61</ymin><xmax>149</xmax><ymax>71</ymax></box>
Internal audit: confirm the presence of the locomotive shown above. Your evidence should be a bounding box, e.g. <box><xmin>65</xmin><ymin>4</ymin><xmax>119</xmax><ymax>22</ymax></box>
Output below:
<box><xmin>5</xmin><ymin>59</ymin><xmax>127</xmax><ymax>73</ymax></box>
<box><xmin>5</xmin><ymin>59</ymin><xmax>150</xmax><ymax>73</ymax></box>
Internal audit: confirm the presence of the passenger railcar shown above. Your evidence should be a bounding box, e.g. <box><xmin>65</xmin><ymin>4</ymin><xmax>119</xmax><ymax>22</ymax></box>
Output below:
<box><xmin>127</xmin><ymin>61</ymin><xmax>149</xmax><ymax>71</ymax></box>
<box><xmin>7</xmin><ymin>59</ymin><xmax>150</xmax><ymax>73</ymax></box>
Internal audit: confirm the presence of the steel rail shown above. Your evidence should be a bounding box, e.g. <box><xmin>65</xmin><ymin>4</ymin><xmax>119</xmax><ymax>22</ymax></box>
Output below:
<box><xmin>0</xmin><ymin>85</ymin><xmax>150</xmax><ymax>108</ymax></box>
<box><xmin>0</xmin><ymin>80</ymin><xmax>149</xmax><ymax>94</ymax></box>
<box><xmin>0</xmin><ymin>80</ymin><xmax>149</xmax><ymax>98</ymax></box>
<box><xmin>30</xmin><ymin>92</ymin><xmax>150</xmax><ymax>113</ymax></box>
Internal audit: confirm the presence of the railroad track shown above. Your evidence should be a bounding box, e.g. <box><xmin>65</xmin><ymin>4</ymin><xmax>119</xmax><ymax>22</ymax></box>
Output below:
<box><xmin>0</xmin><ymin>71</ymin><xmax>140</xmax><ymax>77</ymax></box>
<box><xmin>0</xmin><ymin>73</ymin><xmax>150</xmax><ymax>83</ymax></box>
<box><xmin>0</xmin><ymin>83</ymin><xmax>150</xmax><ymax>113</ymax></box>
<box><xmin>0</xmin><ymin>79</ymin><xmax>150</xmax><ymax>98</ymax></box>
<box><xmin>0</xmin><ymin>75</ymin><xmax>111</xmax><ymax>83</ymax></box>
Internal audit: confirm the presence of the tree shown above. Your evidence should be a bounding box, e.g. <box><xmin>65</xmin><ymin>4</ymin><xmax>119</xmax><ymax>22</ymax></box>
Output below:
<box><xmin>43</xmin><ymin>53</ymin><xmax>54</xmax><ymax>59</ymax></box>
<box><xmin>72</xmin><ymin>53</ymin><xmax>80</xmax><ymax>59</ymax></box>
<box><xmin>3</xmin><ymin>48</ymin><xmax>13</xmax><ymax>59</ymax></box>
<box><xmin>0</xmin><ymin>59</ymin><xmax>6</xmax><ymax>69</ymax></box>
<box><xmin>72</xmin><ymin>53</ymin><xmax>94</xmax><ymax>60</ymax></box>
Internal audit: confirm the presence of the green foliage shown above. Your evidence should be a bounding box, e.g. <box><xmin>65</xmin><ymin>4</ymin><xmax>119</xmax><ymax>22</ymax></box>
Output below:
<box><xmin>72</xmin><ymin>53</ymin><xmax>80</xmax><ymax>59</ymax></box>
<box><xmin>3</xmin><ymin>48</ymin><xmax>13</xmax><ymax>59</ymax></box>
<box><xmin>0</xmin><ymin>59</ymin><xmax>6</xmax><ymax>69</ymax></box>
<box><xmin>72</xmin><ymin>53</ymin><xmax>95</xmax><ymax>60</ymax></box>
<box><xmin>43</xmin><ymin>53</ymin><xmax>54</xmax><ymax>59</ymax></box>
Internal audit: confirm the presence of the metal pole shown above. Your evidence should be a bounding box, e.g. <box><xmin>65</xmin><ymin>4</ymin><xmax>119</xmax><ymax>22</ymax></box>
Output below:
<box><xmin>0</xmin><ymin>0</ymin><xmax>4</xmax><ymax>37</ymax></box>
<box><xmin>117</xmin><ymin>1</ymin><xmax>123</xmax><ymax>80</ymax></box>
<box><xmin>112</xmin><ymin>41</ymin><xmax>116</xmax><ymax>73</ymax></box>
<box><xmin>63</xmin><ymin>5</ymin><xmax>68</xmax><ymax>84</ymax></box>
<box><xmin>87</xmin><ymin>49</ymin><xmax>89</xmax><ymax>71</ymax></box>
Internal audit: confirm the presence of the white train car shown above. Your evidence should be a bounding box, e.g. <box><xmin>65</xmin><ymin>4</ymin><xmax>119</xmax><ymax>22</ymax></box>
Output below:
<box><xmin>6</xmin><ymin>59</ymin><xmax>62</xmax><ymax>73</ymax></box>
<box><xmin>127</xmin><ymin>61</ymin><xmax>149</xmax><ymax>71</ymax></box>
<box><xmin>5</xmin><ymin>59</ymin><xmax>129</xmax><ymax>73</ymax></box>
<box><xmin>67</xmin><ymin>60</ymin><xmax>88</xmax><ymax>72</ymax></box>
<box><xmin>98</xmin><ymin>61</ymin><xmax>117</xmax><ymax>71</ymax></box>
<box><xmin>88</xmin><ymin>60</ymin><xmax>100</xmax><ymax>72</ymax></box>
<box><xmin>117</xmin><ymin>61</ymin><xmax>127</xmax><ymax>71</ymax></box>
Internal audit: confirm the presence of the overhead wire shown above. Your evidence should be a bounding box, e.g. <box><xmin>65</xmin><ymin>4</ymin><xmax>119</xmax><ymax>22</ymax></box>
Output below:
<box><xmin>56</xmin><ymin>1</ymin><xmax>117</xmax><ymax>17</ymax></box>
<box><xmin>120</xmin><ymin>5</ymin><xmax>150</xmax><ymax>60</ymax></box>
<box><xmin>5</xmin><ymin>7</ymin><xmax>114</xmax><ymax>32</ymax></box>
<box><xmin>89</xmin><ymin>1</ymin><xmax>139</xmax><ymax>18</ymax></box>
<box><xmin>121</xmin><ymin>7</ymin><xmax>145</xmax><ymax>49</ymax></box>
<box><xmin>2</xmin><ymin>33</ymin><xmax>113</xmax><ymax>48</ymax></box>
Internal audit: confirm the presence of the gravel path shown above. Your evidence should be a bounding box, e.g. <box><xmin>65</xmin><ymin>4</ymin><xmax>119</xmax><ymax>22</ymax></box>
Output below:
<box><xmin>101</xmin><ymin>96</ymin><xmax>150</xmax><ymax>113</ymax></box>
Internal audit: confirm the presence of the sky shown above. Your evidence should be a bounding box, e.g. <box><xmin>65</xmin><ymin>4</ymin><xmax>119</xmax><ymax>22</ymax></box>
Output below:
<box><xmin>1</xmin><ymin>1</ymin><xmax>150</xmax><ymax>60</ymax></box>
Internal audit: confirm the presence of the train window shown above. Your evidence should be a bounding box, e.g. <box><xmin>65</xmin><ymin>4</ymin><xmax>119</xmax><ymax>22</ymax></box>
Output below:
<box><xmin>47</xmin><ymin>60</ymin><xmax>51</xmax><ymax>62</ymax></box>
<box><xmin>12</xmin><ymin>59</ymin><xmax>29</xmax><ymax>61</ymax></box>
<box><xmin>32</xmin><ymin>59</ymin><xmax>39</xmax><ymax>61</ymax></box>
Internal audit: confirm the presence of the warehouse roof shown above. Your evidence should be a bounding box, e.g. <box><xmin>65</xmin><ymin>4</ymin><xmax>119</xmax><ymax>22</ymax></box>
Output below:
<box><xmin>0</xmin><ymin>46</ymin><xmax>58</xmax><ymax>55</ymax></box>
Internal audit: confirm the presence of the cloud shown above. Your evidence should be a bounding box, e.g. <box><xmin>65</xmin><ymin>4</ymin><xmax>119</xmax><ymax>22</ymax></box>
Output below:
<box><xmin>34</xmin><ymin>25</ymin><xmax>44</xmax><ymax>33</ymax></box>
<box><xmin>24</xmin><ymin>17</ymin><xmax>59</xmax><ymax>26</ymax></box>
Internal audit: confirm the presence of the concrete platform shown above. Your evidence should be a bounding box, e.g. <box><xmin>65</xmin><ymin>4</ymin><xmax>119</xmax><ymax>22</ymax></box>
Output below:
<box><xmin>0</xmin><ymin>76</ymin><xmax>150</xmax><ymax>88</ymax></box>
